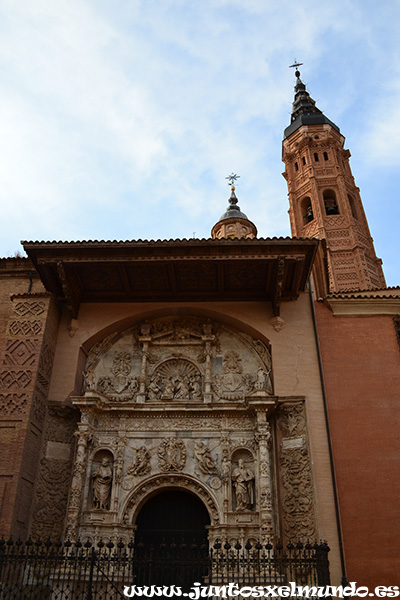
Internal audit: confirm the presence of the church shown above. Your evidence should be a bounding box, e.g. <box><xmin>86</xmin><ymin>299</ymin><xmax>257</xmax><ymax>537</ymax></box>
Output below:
<box><xmin>0</xmin><ymin>70</ymin><xmax>399</xmax><ymax>589</ymax></box>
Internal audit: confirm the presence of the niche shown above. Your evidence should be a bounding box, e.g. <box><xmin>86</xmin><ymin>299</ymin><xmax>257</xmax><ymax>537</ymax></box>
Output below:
<box><xmin>348</xmin><ymin>194</ymin><xmax>358</xmax><ymax>219</ymax></box>
<box><xmin>323</xmin><ymin>189</ymin><xmax>339</xmax><ymax>215</ymax></box>
<box><xmin>301</xmin><ymin>196</ymin><xmax>314</xmax><ymax>224</ymax></box>
<box><xmin>91</xmin><ymin>450</ymin><xmax>114</xmax><ymax>510</ymax></box>
<box><xmin>231</xmin><ymin>449</ymin><xmax>255</xmax><ymax>512</ymax></box>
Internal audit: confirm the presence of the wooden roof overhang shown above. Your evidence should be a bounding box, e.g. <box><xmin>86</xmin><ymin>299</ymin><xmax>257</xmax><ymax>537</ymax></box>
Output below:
<box><xmin>22</xmin><ymin>237</ymin><xmax>319</xmax><ymax>318</ymax></box>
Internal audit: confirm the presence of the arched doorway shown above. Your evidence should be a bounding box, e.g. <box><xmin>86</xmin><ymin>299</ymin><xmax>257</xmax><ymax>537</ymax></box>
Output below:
<box><xmin>134</xmin><ymin>490</ymin><xmax>210</xmax><ymax>589</ymax></box>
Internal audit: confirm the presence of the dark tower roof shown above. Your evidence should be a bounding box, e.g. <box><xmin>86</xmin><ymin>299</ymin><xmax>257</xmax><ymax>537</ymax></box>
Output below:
<box><xmin>218</xmin><ymin>187</ymin><xmax>250</xmax><ymax>221</ymax></box>
<box><xmin>284</xmin><ymin>70</ymin><xmax>340</xmax><ymax>139</ymax></box>
<box><xmin>211</xmin><ymin>185</ymin><xmax>257</xmax><ymax>239</ymax></box>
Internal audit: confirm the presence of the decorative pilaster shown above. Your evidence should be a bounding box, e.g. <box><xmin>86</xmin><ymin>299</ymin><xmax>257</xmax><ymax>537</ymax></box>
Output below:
<box><xmin>276</xmin><ymin>401</ymin><xmax>316</xmax><ymax>542</ymax></box>
<box><xmin>65</xmin><ymin>425</ymin><xmax>91</xmax><ymax>539</ymax></box>
<box><xmin>254</xmin><ymin>410</ymin><xmax>273</xmax><ymax>541</ymax></box>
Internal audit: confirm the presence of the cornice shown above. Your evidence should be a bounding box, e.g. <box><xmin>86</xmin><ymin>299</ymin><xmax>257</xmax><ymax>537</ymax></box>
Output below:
<box><xmin>323</xmin><ymin>292</ymin><xmax>400</xmax><ymax>316</ymax></box>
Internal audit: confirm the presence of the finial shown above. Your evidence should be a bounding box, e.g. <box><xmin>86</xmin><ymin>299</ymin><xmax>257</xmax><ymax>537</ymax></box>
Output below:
<box><xmin>289</xmin><ymin>60</ymin><xmax>303</xmax><ymax>79</ymax></box>
<box><xmin>225</xmin><ymin>173</ymin><xmax>240</xmax><ymax>191</ymax></box>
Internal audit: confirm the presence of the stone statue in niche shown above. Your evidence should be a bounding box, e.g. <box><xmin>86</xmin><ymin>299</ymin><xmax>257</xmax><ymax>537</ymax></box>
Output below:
<box><xmin>92</xmin><ymin>457</ymin><xmax>113</xmax><ymax>510</ymax></box>
<box><xmin>194</xmin><ymin>441</ymin><xmax>217</xmax><ymax>474</ymax></box>
<box><xmin>127</xmin><ymin>446</ymin><xmax>151</xmax><ymax>476</ymax></box>
<box><xmin>232</xmin><ymin>459</ymin><xmax>255</xmax><ymax>511</ymax></box>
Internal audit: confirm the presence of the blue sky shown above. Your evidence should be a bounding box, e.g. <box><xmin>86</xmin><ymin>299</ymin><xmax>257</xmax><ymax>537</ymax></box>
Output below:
<box><xmin>0</xmin><ymin>0</ymin><xmax>399</xmax><ymax>286</ymax></box>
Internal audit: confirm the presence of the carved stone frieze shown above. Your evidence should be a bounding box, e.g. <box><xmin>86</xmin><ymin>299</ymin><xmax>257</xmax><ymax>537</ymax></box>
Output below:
<box><xmin>83</xmin><ymin>316</ymin><xmax>272</xmax><ymax>405</ymax></box>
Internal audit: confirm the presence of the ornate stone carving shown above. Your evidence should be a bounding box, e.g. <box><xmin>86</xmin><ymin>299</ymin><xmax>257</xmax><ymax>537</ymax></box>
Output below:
<box><xmin>123</xmin><ymin>474</ymin><xmax>220</xmax><ymax>526</ymax></box>
<box><xmin>212</xmin><ymin>351</ymin><xmax>250</xmax><ymax>400</ymax></box>
<box><xmin>83</xmin><ymin>368</ymin><xmax>96</xmax><ymax>390</ymax></box>
<box><xmin>31</xmin><ymin>407</ymin><xmax>77</xmax><ymax>539</ymax></box>
<box><xmin>232</xmin><ymin>459</ymin><xmax>255</xmax><ymax>511</ymax></box>
<box><xmin>65</xmin><ymin>428</ymin><xmax>91</xmax><ymax>539</ymax></box>
<box><xmin>279</xmin><ymin>446</ymin><xmax>315</xmax><ymax>540</ymax></box>
<box><xmin>148</xmin><ymin>359</ymin><xmax>202</xmax><ymax>401</ymax></box>
<box><xmin>277</xmin><ymin>402</ymin><xmax>315</xmax><ymax>541</ymax></box>
<box><xmin>97</xmin><ymin>351</ymin><xmax>139</xmax><ymax>401</ymax></box>
<box><xmin>158</xmin><ymin>438</ymin><xmax>186</xmax><ymax>472</ymax></box>
<box><xmin>31</xmin><ymin>457</ymin><xmax>72</xmax><ymax>539</ymax></box>
<box><xmin>277</xmin><ymin>403</ymin><xmax>305</xmax><ymax>437</ymax></box>
<box><xmin>194</xmin><ymin>441</ymin><xmax>217</xmax><ymax>474</ymax></box>
<box><xmin>254</xmin><ymin>367</ymin><xmax>273</xmax><ymax>395</ymax></box>
<box><xmin>127</xmin><ymin>446</ymin><xmax>151</xmax><ymax>476</ymax></box>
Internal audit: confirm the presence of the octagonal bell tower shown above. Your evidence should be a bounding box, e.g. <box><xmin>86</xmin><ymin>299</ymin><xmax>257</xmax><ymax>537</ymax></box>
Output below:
<box><xmin>282</xmin><ymin>69</ymin><xmax>385</xmax><ymax>292</ymax></box>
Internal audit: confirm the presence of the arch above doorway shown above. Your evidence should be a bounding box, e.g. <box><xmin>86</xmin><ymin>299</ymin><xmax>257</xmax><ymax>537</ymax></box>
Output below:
<box><xmin>122</xmin><ymin>473</ymin><xmax>221</xmax><ymax>531</ymax></box>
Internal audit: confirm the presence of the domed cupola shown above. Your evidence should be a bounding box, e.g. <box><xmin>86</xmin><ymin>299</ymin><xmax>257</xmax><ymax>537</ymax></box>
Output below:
<box><xmin>211</xmin><ymin>174</ymin><xmax>257</xmax><ymax>239</ymax></box>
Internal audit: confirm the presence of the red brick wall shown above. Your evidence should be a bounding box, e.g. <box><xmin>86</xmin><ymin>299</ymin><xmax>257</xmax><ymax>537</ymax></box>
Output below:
<box><xmin>314</xmin><ymin>301</ymin><xmax>400</xmax><ymax>585</ymax></box>
<box><xmin>0</xmin><ymin>261</ymin><xmax>59</xmax><ymax>537</ymax></box>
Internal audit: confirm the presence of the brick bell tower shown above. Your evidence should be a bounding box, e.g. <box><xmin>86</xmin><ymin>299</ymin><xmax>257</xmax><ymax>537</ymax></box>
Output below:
<box><xmin>282</xmin><ymin>68</ymin><xmax>385</xmax><ymax>292</ymax></box>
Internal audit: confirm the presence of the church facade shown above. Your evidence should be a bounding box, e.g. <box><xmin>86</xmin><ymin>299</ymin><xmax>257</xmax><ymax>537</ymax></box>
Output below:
<box><xmin>0</xmin><ymin>72</ymin><xmax>399</xmax><ymax>588</ymax></box>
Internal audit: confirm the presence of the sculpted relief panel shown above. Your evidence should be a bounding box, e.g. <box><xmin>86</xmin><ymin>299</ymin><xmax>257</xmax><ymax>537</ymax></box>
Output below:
<box><xmin>83</xmin><ymin>316</ymin><xmax>273</xmax><ymax>405</ymax></box>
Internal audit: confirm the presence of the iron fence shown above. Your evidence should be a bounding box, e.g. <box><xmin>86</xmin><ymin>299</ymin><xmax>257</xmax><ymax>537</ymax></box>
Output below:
<box><xmin>0</xmin><ymin>537</ymin><xmax>330</xmax><ymax>599</ymax></box>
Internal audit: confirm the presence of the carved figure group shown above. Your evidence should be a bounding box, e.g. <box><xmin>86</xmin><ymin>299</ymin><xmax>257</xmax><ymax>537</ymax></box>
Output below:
<box><xmin>92</xmin><ymin>458</ymin><xmax>113</xmax><ymax>510</ymax></box>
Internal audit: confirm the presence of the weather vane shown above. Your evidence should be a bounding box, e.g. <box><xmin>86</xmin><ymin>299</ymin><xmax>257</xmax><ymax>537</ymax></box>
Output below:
<box><xmin>225</xmin><ymin>173</ymin><xmax>240</xmax><ymax>187</ymax></box>
<box><xmin>289</xmin><ymin>60</ymin><xmax>303</xmax><ymax>70</ymax></box>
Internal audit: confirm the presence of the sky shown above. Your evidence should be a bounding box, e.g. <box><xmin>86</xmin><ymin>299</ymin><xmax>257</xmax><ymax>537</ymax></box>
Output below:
<box><xmin>0</xmin><ymin>0</ymin><xmax>399</xmax><ymax>286</ymax></box>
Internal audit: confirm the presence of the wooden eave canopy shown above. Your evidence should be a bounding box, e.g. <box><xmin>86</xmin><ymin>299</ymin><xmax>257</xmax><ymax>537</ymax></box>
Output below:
<box><xmin>22</xmin><ymin>237</ymin><xmax>319</xmax><ymax>318</ymax></box>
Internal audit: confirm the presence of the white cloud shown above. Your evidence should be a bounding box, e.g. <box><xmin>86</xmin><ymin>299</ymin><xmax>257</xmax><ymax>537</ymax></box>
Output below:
<box><xmin>0</xmin><ymin>0</ymin><xmax>399</xmax><ymax>283</ymax></box>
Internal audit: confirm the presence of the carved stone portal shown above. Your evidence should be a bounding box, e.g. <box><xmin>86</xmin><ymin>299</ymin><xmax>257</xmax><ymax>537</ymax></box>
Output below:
<box><xmin>65</xmin><ymin>316</ymin><xmax>316</xmax><ymax>546</ymax></box>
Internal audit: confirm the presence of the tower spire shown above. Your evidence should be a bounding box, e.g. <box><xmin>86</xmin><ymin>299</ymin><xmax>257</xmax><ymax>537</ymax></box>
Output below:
<box><xmin>284</xmin><ymin>67</ymin><xmax>340</xmax><ymax>139</ymax></box>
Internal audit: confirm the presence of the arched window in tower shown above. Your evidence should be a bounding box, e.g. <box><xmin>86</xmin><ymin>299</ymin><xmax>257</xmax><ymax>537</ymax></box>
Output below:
<box><xmin>323</xmin><ymin>151</ymin><xmax>329</xmax><ymax>161</ymax></box>
<box><xmin>295</xmin><ymin>161</ymin><xmax>299</xmax><ymax>171</ymax></box>
<box><xmin>314</xmin><ymin>152</ymin><xmax>319</xmax><ymax>162</ymax></box>
<box><xmin>301</xmin><ymin>196</ymin><xmax>314</xmax><ymax>224</ymax></box>
<box><xmin>302</xmin><ymin>156</ymin><xmax>306</xmax><ymax>166</ymax></box>
<box><xmin>348</xmin><ymin>194</ymin><xmax>358</xmax><ymax>219</ymax></box>
<box><xmin>323</xmin><ymin>189</ymin><xmax>339</xmax><ymax>215</ymax></box>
